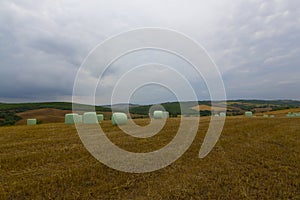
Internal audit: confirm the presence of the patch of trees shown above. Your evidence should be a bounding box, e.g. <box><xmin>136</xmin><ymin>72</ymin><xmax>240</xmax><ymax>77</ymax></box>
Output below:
<box><xmin>0</xmin><ymin>111</ymin><xmax>21</xmax><ymax>126</ymax></box>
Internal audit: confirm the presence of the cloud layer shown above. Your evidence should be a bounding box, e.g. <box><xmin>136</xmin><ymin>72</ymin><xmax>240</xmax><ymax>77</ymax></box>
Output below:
<box><xmin>0</xmin><ymin>0</ymin><xmax>299</xmax><ymax>104</ymax></box>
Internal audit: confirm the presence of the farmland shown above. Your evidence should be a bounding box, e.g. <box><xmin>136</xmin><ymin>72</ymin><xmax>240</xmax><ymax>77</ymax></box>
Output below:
<box><xmin>1</xmin><ymin>116</ymin><xmax>299</xmax><ymax>199</ymax></box>
<box><xmin>1</xmin><ymin>100</ymin><xmax>300</xmax><ymax>126</ymax></box>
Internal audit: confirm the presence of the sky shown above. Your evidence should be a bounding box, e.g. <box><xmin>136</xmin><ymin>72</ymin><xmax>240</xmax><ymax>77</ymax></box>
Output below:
<box><xmin>0</xmin><ymin>0</ymin><xmax>299</xmax><ymax>104</ymax></box>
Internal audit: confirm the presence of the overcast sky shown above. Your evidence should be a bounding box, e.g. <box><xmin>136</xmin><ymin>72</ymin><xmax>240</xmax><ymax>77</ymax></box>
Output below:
<box><xmin>0</xmin><ymin>0</ymin><xmax>299</xmax><ymax>104</ymax></box>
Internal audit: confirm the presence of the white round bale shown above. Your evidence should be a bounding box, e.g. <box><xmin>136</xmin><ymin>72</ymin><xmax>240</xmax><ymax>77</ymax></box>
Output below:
<box><xmin>65</xmin><ymin>113</ymin><xmax>79</xmax><ymax>124</ymax></box>
<box><xmin>27</xmin><ymin>119</ymin><xmax>37</xmax><ymax>125</ymax></box>
<box><xmin>153</xmin><ymin>110</ymin><xmax>164</xmax><ymax>119</ymax></box>
<box><xmin>220</xmin><ymin>112</ymin><xmax>226</xmax><ymax>117</ymax></box>
<box><xmin>74</xmin><ymin>115</ymin><xmax>83</xmax><ymax>124</ymax></box>
<box><xmin>97</xmin><ymin>114</ymin><xmax>104</xmax><ymax>122</ymax></box>
<box><xmin>112</xmin><ymin>112</ymin><xmax>127</xmax><ymax>125</ymax></box>
<box><xmin>163</xmin><ymin>111</ymin><xmax>169</xmax><ymax>118</ymax></box>
<box><xmin>245</xmin><ymin>111</ymin><xmax>253</xmax><ymax>117</ymax></box>
<box><xmin>83</xmin><ymin>112</ymin><xmax>98</xmax><ymax>124</ymax></box>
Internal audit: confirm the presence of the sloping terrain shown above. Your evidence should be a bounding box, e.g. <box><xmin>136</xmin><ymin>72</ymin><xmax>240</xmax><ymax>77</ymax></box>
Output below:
<box><xmin>0</xmin><ymin>102</ymin><xmax>111</xmax><ymax>126</ymax></box>
<box><xmin>261</xmin><ymin>108</ymin><xmax>300</xmax><ymax>117</ymax></box>
<box><xmin>16</xmin><ymin>109</ymin><xmax>116</xmax><ymax>125</ymax></box>
<box><xmin>0</xmin><ymin>117</ymin><xmax>299</xmax><ymax>199</ymax></box>
<box><xmin>16</xmin><ymin>108</ymin><xmax>72</xmax><ymax>125</ymax></box>
<box><xmin>191</xmin><ymin>104</ymin><xmax>224</xmax><ymax>111</ymax></box>
<box><xmin>1</xmin><ymin>100</ymin><xmax>300</xmax><ymax>126</ymax></box>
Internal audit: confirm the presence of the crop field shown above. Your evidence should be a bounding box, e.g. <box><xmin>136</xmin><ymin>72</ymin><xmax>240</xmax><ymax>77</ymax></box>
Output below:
<box><xmin>15</xmin><ymin>108</ymin><xmax>71</xmax><ymax>125</ymax></box>
<box><xmin>1</xmin><ymin>117</ymin><xmax>300</xmax><ymax>199</ymax></box>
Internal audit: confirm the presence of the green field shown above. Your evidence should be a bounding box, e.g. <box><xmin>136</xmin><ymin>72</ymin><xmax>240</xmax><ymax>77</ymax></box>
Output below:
<box><xmin>1</xmin><ymin>117</ymin><xmax>299</xmax><ymax>199</ymax></box>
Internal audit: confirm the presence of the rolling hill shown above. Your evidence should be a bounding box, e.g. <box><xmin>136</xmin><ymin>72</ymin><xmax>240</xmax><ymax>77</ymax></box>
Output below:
<box><xmin>0</xmin><ymin>100</ymin><xmax>300</xmax><ymax>126</ymax></box>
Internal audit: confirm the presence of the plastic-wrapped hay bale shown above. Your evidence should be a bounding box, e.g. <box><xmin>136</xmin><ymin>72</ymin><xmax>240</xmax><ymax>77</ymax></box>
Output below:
<box><xmin>163</xmin><ymin>111</ymin><xmax>169</xmax><ymax>118</ymax></box>
<box><xmin>97</xmin><ymin>114</ymin><xmax>104</xmax><ymax>122</ymax></box>
<box><xmin>270</xmin><ymin>115</ymin><xmax>275</xmax><ymax>118</ymax></box>
<box><xmin>74</xmin><ymin>115</ymin><xmax>83</xmax><ymax>124</ymax></box>
<box><xmin>27</xmin><ymin>119</ymin><xmax>37</xmax><ymax>125</ymax></box>
<box><xmin>296</xmin><ymin>113</ymin><xmax>300</xmax><ymax>117</ymax></box>
<box><xmin>153</xmin><ymin>110</ymin><xmax>164</xmax><ymax>119</ymax></box>
<box><xmin>214</xmin><ymin>114</ymin><xmax>219</xmax><ymax>117</ymax></box>
<box><xmin>65</xmin><ymin>113</ymin><xmax>79</xmax><ymax>124</ymax></box>
<box><xmin>83</xmin><ymin>112</ymin><xmax>98</xmax><ymax>124</ymax></box>
<box><xmin>263</xmin><ymin>114</ymin><xmax>269</xmax><ymax>118</ymax></box>
<box><xmin>220</xmin><ymin>112</ymin><xmax>226</xmax><ymax>117</ymax></box>
<box><xmin>245</xmin><ymin>111</ymin><xmax>253</xmax><ymax>117</ymax></box>
<box><xmin>112</xmin><ymin>112</ymin><xmax>127</xmax><ymax>125</ymax></box>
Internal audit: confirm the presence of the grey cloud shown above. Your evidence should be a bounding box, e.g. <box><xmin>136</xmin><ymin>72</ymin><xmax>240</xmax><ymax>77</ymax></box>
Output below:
<box><xmin>0</xmin><ymin>0</ymin><xmax>299</xmax><ymax>103</ymax></box>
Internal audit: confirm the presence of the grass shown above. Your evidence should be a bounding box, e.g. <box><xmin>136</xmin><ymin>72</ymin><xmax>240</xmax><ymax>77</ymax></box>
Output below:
<box><xmin>0</xmin><ymin>117</ymin><xmax>300</xmax><ymax>199</ymax></box>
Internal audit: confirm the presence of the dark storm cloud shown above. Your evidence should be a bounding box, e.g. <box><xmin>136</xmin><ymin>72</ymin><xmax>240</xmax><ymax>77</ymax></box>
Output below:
<box><xmin>0</xmin><ymin>0</ymin><xmax>299</xmax><ymax>103</ymax></box>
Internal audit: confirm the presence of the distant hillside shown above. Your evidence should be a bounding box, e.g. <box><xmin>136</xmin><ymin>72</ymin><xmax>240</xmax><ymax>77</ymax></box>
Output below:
<box><xmin>129</xmin><ymin>100</ymin><xmax>300</xmax><ymax>116</ymax></box>
<box><xmin>0</xmin><ymin>102</ymin><xmax>111</xmax><ymax>126</ymax></box>
<box><xmin>0</xmin><ymin>102</ymin><xmax>111</xmax><ymax>112</ymax></box>
<box><xmin>225</xmin><ymin>100</ymin><xmax>300</xmax><ymax>115</ymax></box>
<box><xmin>16</xmin><ymin>108</ymin><xmax>71</xmax><ymax>125</ymax></box>
<box><xmin>0</xmin><ymin>100</ymin><xmax>299</xmax><ymax>126</ymax></box>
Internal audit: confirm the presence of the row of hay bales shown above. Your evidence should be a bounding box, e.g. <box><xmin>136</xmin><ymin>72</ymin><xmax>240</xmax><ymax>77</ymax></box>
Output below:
<box><xmin>245</xmin><ymin>111</ymin><xmax>276</xmax><ymax>118</ymax></box>
<box><xmin>30</xmin><ymin>109</ymin><xmax>298</xmax><ymax>126</ymax></box>
<box><xmin>263</xmin><ymin>114</ymin><xmax>275</xmax><ymax>118</ymax></box>
<box><xmin>111</xmin><ymin>110</ymin><xmax>169</xmax><ymax>125</ymax></box>
<box><xmin>65</xmin><ymin>110</ymin><xmax>169</xmax><ymax>125</ymax></box>
<box><xmin>28</xmin><ymin>110</ymin><xmax>170</xmax><ymax>126</ymax></box>
<box><xmin>286</xmin><ymin>112</ymin><xmax>300</xmax><ymax>118</ymax></box>
<box><xmin>214</xmin><ymin>112</ymin><xmax>226</xmax><ymax>117</ymax></box>
<box><xmin>65</xmin><ymin>112</ymin><xmax>128</xmax><ymax>126</ymax></box>
<box><xmin>65</xmin><ymin>112</ymin><xmax>104</xmax><ymax>124</ymax></box>
<box><xmin>245</xmin><ymin>111</ymin><xmax>300</xmax><ymax>118</ymax></box>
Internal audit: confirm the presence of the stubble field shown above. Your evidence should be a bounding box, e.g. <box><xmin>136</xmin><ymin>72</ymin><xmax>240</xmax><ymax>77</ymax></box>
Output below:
<box><xmin>0</xmin><ymin>117</ymin><xmax>299</xmax><ymax>199</ymax></box>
